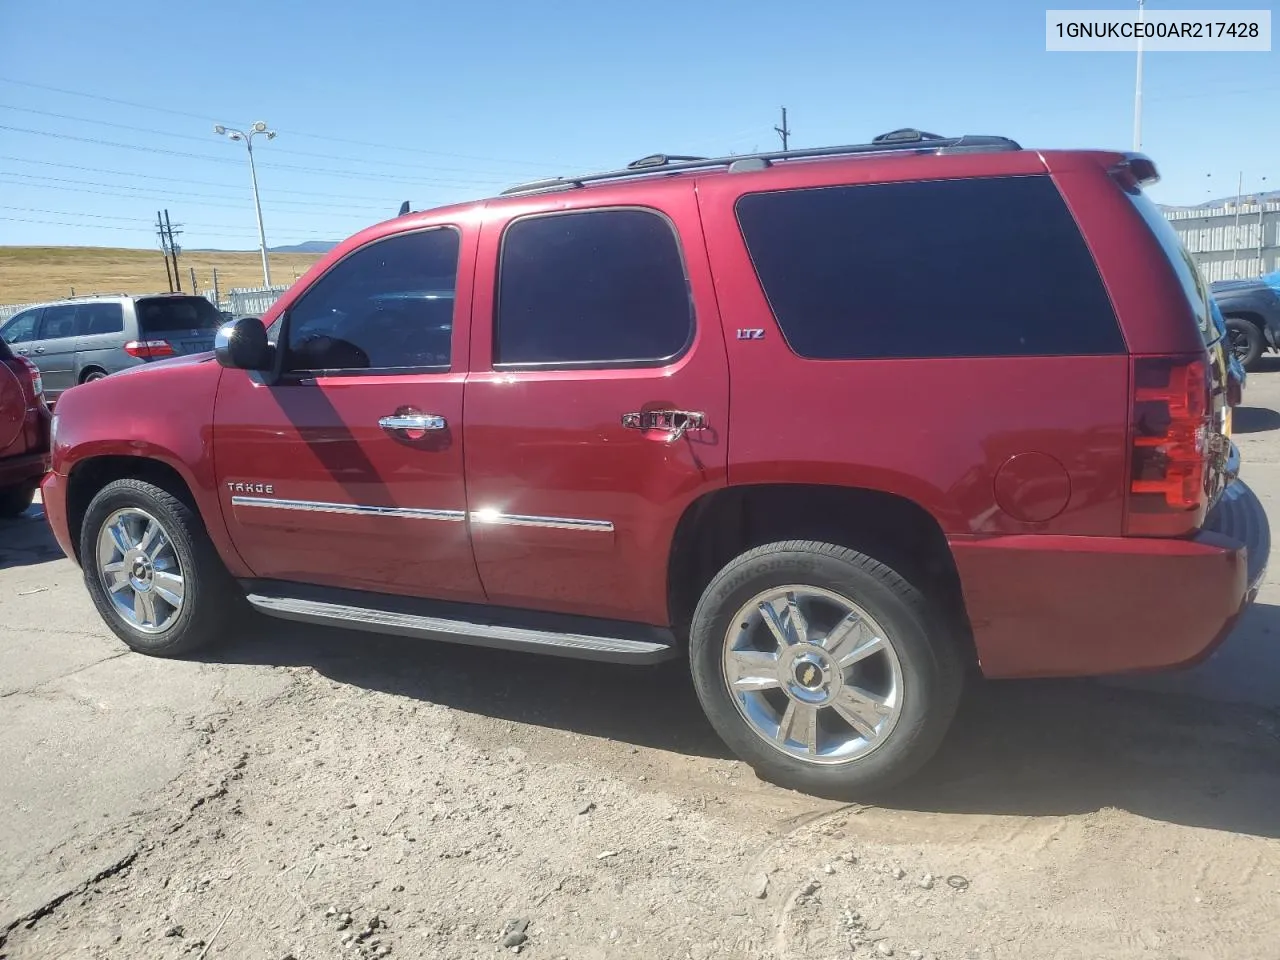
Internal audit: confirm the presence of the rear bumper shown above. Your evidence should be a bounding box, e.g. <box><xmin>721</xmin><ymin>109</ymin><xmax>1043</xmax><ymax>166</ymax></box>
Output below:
<box><xmin>952</xmin><ymin>479</ymin><xmax>1270</xmax><ymax>679</ymax></box>
<box><xmin>41</xmin><ymin>470</ymin><xmax>76</xmax><ymax>563</ymax></box>
<box><xmin>0</xmin><ymin>450</ymin><xmax>49</xmax><ymax>489</ymax></box>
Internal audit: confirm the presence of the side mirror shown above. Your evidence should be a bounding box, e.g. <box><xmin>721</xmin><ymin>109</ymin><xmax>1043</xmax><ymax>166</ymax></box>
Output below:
<box><xmin>214</xmin><ymin>317</ymin><xmax>272</xmax><ymax>371</ymax></box>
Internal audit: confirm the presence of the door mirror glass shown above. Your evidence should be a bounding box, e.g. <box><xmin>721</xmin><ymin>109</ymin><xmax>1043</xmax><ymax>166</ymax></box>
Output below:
<box><xmin>214</xmin><ymin>317</ymin><xmax>273</xmax><ymax>371</ymax></box>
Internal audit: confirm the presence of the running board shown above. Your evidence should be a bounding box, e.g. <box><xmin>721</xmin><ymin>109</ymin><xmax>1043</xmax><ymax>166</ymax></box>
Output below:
<box><xmin>243</xmin><ymin>581</ymin><xmax>679</xmax><ymax>665</ymax></box>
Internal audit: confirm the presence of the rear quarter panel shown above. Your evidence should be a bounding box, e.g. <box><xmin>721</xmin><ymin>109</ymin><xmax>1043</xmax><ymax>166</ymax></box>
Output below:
<box><xmin>695</xmin><ymin>154</ymin><xmax>1130</xmax><ymax>538</ymax></box>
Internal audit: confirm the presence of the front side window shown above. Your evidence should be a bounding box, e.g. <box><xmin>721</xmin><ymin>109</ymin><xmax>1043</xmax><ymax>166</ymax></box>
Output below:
<box><xmin>37</xmin><ymin>305</ymin><xmax>79</xmax><ymax>342</ymax></box>
<box><xmin>1</xmin><ymin>309</ymin><xmax>40</xmax><ymax>344</ymax></box>
<box><xmin>736</xmin><ymin>176</ymin><xmax>1125</xmax><ymax>360</ymax></box>
<box><xmin>284</xmin><ymin>228</ymin><xmax>459</xmax><ymax>373</ymax></box>
<box><xmin>495</xmin><ymin>208</ymin><xmax>692</xmax><ymax>367</ymax></box>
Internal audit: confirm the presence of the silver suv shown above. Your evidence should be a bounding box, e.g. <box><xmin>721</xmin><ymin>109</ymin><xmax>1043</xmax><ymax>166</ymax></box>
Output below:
<box><xmin>0</xmin><ymin>294</ymin><xmax>223</xmax><ymax>402</ymax></box>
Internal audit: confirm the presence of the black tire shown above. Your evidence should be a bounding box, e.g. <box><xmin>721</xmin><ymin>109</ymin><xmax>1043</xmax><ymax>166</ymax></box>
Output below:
<box><xmin>1225</xmin><ymin>317</ymin><xmax>1265</xmax><ymax>370</ymax></box>
<box><xmin>80</xmin><ymin>478</ymin><xmax>239</xmax><ymax>656</ymax></box>
<box><xmin>688</xmin><ymin>540</ymin><xmax>964</xmax><ymax>800</ymax></box>
<box><xmin>80</xmin><ymin>368</ymin><xmax>108</xmax><ymax>384</ymax></box>
<box><xmin>0</xmin><ymin>483</ymin><xmax>36</xmax><ymax>518</ymax></box>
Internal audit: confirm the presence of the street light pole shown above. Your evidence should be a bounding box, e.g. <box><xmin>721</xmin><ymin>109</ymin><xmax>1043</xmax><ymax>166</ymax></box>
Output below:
<box><xmin>214</xmin><ymin>121</ymin><xmax>277</xmax><ymax>287</ymax></box>
<box><xmin>1133</xmin><ymin>0</ymin><xmax>1145</xmax><ymax>151</ymax></box>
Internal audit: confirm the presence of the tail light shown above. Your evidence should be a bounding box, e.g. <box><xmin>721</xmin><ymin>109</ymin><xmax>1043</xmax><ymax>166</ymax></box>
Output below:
<box><xmin>11</xmin><ymin>355</ymin><xmax>43</xmax><ymax>403</ymax></box>
<box><xmin>1126</xmin><ymin>355</ymin><xmax>1211</xmax><ymax>536</ymax></box>
<box><xmin>123</xmin><ymin>339</ymin><xmax>175</xmax><ymax>359</ymax></box>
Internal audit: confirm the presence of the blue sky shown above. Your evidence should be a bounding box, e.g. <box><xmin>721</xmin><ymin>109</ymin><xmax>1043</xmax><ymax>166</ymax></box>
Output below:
<box><xmin>0</xmin><ymin>0</ymin><xmax>1276</xmax><ymax>250</ymax></box>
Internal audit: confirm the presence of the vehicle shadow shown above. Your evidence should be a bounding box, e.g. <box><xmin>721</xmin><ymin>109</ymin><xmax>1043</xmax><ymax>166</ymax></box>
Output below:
<box><xmin>1233</xmin><ymin>405</ymin><xmax>1280</xmax><ymax>434</ymax></box>
<box><xmin>211</xmin><ymin>608</ymin><xmax>1280</xmax><ymax>839</ymax></box>
<box><xmin>0</xmin><ymin>504</ymin><xmax>66</xmax><ymax>570</ymax></box>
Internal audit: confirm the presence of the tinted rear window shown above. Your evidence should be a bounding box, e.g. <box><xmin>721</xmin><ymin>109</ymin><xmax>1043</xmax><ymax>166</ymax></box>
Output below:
<box><xmin>1124</xmin><ymin>186</ymin><xmax>1215</xmax><ymax>345</ymax></box>
<box><xmin>76</xmin><ymin>302</ymin><xmax>124</xmax><ymax>335</ymax></box>
<box><xmin>736</xmin><ymin>176</ymin><xmax>1125</xmax><ymax>360</ymax></box>
<box><xmin>136</xmin><ymin>297</ymin><xmax>221</xmax><ymax>335</ymax></box>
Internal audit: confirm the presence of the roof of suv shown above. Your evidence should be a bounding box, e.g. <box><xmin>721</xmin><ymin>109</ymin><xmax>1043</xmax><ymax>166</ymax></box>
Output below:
<box><xmin>496</xmin><ymin>128</ymin><xmax>1023</xmax><ymax>197</ymax></box>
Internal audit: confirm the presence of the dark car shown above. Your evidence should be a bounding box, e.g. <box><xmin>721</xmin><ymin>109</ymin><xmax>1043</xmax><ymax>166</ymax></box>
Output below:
<box><xmin>0</xmin><ymin>294</ymin><xmax>222</xmax><ymax>402</ymax></box>
<box><xmin>1211</xmin><ymin>270</ymin><xmax>1280</xmax><ymax>369</ymax></box>
<box><xmin>0</xmin><ymin>337</ymin><xmax>50</xmax><ymax>517</ymax></box>
<box><xmin>40</xmin><ymin>129</ymin><xmax>1269</xmax><ymax>799</ymax></box>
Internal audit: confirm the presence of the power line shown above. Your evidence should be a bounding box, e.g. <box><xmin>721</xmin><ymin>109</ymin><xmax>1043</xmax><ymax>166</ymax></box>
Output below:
<box><xmin>0</xmin><ymin>173</ymin><xmax>392</xmax><ymax>216</ymax></box>
<box><xmin>0</xmin><ymin>124</ymin><xmax>509</xmax><ymax>187</ymax></box>
<box><xmin>0</xmin><ymin>156</ymin><xmax>425</xmax><ymax>204</ymax></box>
<box><xmin>0</xmin><ymin>103</ymin><xmax>540</xmax><ymax>178</ymax></box>
<box><xmin>1</xmin><ymin>205</ymin><xmax>276</xmax><ymax>232</ymax></box>
<box><xmin>0</xmin><ymin>76</ymin><xmax>563</xmax><ymax>169</ymax></box>
<box><xmin>0</xmin><ymin>216</ymin><xmax>272</xmax><ymax>240</ymax></box>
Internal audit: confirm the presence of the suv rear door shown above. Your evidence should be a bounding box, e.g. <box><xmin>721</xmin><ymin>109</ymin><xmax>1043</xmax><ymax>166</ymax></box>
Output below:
<box><xmin>463</xmin><ymin>184</ymin><xmax>730</xmax><ymax>625</ymax></box>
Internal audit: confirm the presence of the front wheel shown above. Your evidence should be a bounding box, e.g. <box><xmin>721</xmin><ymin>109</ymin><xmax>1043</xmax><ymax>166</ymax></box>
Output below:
<box><xmin>1225</xmin><ymin>317</ymin><xmax>1265</xmax><ymax>370</ymax></box>
<box><xmin>80</xmin><ymin>478</ymin><xmax>239</xmax><ymax>656</ymax></box>
<box><xmin>689</xmin><ymin>541</ymin><xmax>964</xmax><ymax>799</ymax></box>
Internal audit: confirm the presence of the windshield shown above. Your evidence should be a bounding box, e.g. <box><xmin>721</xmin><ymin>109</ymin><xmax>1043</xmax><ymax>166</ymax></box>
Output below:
<box><xmin>1125</xmin><ymin>187</ymin><xmax>1217</xmax><ymax>346</ymax></box>
<box><xmin>135</xmin><ymin>297</ymin><xmax>221</xmax><ymax>335</ymax></box>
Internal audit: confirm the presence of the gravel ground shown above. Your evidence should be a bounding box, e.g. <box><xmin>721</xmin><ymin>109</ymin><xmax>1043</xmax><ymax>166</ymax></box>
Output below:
<box><xmin>4</xmin><ymin>370</ymin><xmax>1280</xmax><ymax>959</ymax></box>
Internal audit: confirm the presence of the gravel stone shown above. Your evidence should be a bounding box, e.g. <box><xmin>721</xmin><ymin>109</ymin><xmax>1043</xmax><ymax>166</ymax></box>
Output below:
<box><xmin>750</xmin><ymin>874</ymin><xmax>769</xmax><ymax>899</ymax></box>
<box><xmin>877</xmin><ymin>942</ymin><xmax>896</xmax><ymax>957</ymax></box>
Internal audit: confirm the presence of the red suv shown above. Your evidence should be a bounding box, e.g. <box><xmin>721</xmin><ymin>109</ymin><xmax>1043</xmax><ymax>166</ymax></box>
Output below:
<box><xmin>0</xmin><ymin>337</ymin><xmax>50</xmax><ymax>516</ymax></box>
<box><xmin>41</xmin><ymin>130</ymin><xmax>1270</xmax><ymax>798</ymax></box>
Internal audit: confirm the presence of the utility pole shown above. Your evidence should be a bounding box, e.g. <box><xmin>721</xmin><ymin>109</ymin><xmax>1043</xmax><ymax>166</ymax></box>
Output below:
<box><xmin>1133</xmin><ymin>0</ymin><xmax>1145</xmax><ymax>151</ymax></box>
<box><xmin>189</xmin><ymin>267</ymin><xmax>198</xmax><ymax>294</ymax></box>
<box><xmin>774</xmin><ymin>106</ymin><xmax>790</xmax><ymax>152</ymax></box>
<box><xmin>214</xmin><ymin>122</ymin><xmax>276</xmax><ymax>287</ymax></box>
<box><xmin>156</xmin><ymin>211</ymin><xmax>174</xmax><ymax>293</ymax></box>
<box><xmin>164</xmin><ymin>209</ymin><xmax>183</xmax><ymax>292</ymax></box>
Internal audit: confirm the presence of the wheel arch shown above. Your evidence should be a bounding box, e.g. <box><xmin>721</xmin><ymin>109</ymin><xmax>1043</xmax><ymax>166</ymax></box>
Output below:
<box><xmin>666</xmin><ymin>483</ymin><xmax>974</xmax><ymax>663</ymax></box>
<box><xmin>77</xmin><ymin>365</ymin><xmax>109</xmax><ymax>383</ymax></box>
<box><xmin>65</xmin><ymin>455</ymin><xmax>199</xmax><ymax>564</ymax></box>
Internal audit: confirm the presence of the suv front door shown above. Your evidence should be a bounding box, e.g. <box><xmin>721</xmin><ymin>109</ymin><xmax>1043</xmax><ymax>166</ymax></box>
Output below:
<box><xmin>212</xmin><ymin>223</ymin><xmax>485</xmax><ymax>601</ymax></box>
<box><xmin>464</xmin><ymin>187</ymin><xmax>730</xmax><ymax>625</ymax></box>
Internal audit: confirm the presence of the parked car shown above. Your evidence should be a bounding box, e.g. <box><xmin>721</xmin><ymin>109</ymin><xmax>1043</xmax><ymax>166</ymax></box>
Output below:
<box><xmin>0</xmin><ymin>336</ymin><xmax>50</xmax><ymax>517</ymax></box>
<box><xmin>41</xmin><ymin>130</ymin><xmax>1269</xmax><ymax>799</ymax></box>
<box><xmin>0</xmin><ymin>294</ymin><xmax>222</xmax><ymax>402</ymax></box>
<box><xmin>1211</xmin><ymin>269</ymin><xmax>1280</xmax><ymax>369</ymax></box>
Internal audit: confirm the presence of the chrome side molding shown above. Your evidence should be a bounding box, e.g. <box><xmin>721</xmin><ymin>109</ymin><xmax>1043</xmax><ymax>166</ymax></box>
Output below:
<box><xmin>230</xmin><ymin>497</ymin><xmax>465</xmax><ymax>522</ymax></box>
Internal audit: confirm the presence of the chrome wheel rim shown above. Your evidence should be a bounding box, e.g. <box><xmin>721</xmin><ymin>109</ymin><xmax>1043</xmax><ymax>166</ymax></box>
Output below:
<box><xmin>721</xmin><ymin>585</ymin><xmax>904</xmax><ymax>765</ymax></box>
<box><xmin>95</xmin><ymin>508</ymin><xmax>185</xmax><ymax>634</ymax></box>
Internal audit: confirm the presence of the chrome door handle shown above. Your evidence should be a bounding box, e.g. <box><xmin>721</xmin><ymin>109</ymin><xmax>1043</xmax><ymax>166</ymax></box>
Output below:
<box><xmin>379</xmin><ymin>414</ymin><xmax>446</xmax><ymax>432</ymax></box>
<box><xmin>33</xmin><ymin>347</ymin><xmax>45</xmax><ymax>354</ymax></box>
<box><xmin>621</xmin><ymin>409</ymin><xmax>707</xmax><ymax>444</ymax></box>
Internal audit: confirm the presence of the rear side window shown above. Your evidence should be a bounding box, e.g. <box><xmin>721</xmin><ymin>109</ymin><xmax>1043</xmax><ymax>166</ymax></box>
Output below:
<box><xmin>496</xmin><ymin>208</ymin><xmax>692</xmax><ymax>367</ymax></box>
<box><xmin>1124</xmin><ymin>186</ymin><xmax>1214</xmax><ymax>345</ymax></box>
<box><xmin>76</xmin><ymin>302</ymin><xmax>124</xmax><ymax>335</ymax></box>
<box><xmin>736</xmin><ymin>176</ymin><xmax>1125</xmax><ymax>360</ymax></box>
<box><xmin>136</xmin><ymin>297</ymin><xmax>221</xmax><ymax>335</ymax></box>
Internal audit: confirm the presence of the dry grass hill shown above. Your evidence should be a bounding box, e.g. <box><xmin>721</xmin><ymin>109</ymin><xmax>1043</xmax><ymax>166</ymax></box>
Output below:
<box><xmin>0</xmin><ymin>246</ymin><xmax>324</xmax><ymax>305</ymax></box>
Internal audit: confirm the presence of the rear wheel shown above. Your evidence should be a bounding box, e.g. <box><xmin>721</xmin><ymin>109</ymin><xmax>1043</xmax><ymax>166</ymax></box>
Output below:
<box><xmin>80</xmin><ymin>478</ymin><xmax>238</xmax><ymax>656</ymax></box>
<box><xmin>688</xmin><ymin>540</ymin><xmax>964</xmax><ymax>799</ymax></box>
<box><xmin>1226</xmin><ymin>317</ymin><xmax>1265</xmax><ymax>369</ymax></box>
<box><xmin>80</xmin><ymin>368</ymin><xmax>108</xmax><ymax>384</ymax></box>
<box><xmin>0</xmin><ymin>483</ymin><xmax>36</xmax><ymax>518</ymax></box>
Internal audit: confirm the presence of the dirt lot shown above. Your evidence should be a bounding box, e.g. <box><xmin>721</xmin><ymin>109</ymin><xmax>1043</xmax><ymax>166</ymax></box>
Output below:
<box><xmin>0</xmin><ymin>247</ymin><xmax>322</xmax><ymax>305</ymax></box>
<box><xmin>2</xmin><ymin>376</ymin><xmax>1280</xmax><ymax>959</ymax></box>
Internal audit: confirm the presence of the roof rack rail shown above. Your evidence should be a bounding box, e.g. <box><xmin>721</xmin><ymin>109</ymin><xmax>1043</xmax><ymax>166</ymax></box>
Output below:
<box><xmin>500</xmin><ymin>129</ymin><xmax>1021</xmax><ymax>196</ymax></box>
